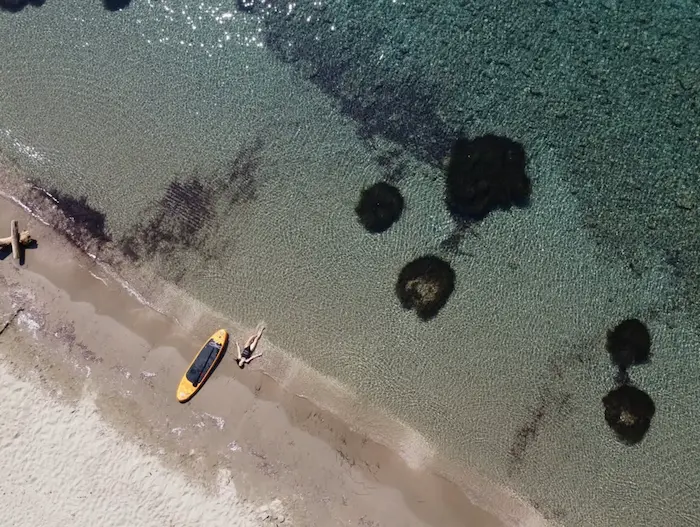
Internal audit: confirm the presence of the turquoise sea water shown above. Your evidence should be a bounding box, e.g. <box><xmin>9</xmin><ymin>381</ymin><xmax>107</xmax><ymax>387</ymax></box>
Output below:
<box><xmin>1</xmin><ymin>1</ymin><xmax>699</xmax><ymax>525</ymax></box>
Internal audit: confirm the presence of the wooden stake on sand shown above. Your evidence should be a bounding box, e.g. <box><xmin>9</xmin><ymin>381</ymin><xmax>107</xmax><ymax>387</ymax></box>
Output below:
<box><xmin>10</xmin><ymin>220</ymin><xmax>20</xmax><ymax>260</ymax></box>
<box><xmin>0</xmin><ymin>220</ymin><xmax>33</xmax><ymax>260</ymax></box>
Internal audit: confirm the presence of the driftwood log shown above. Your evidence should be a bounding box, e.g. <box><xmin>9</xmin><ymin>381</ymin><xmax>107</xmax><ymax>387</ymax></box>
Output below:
<box><xmin>0</xmin><ymin>231</ymin><xmax>32</xmax><ymax>246</ymax></box>
<box><xmin>0</xmin><ymin>221</ymin><xmax>33</xmax><ymax>260</ymax></box>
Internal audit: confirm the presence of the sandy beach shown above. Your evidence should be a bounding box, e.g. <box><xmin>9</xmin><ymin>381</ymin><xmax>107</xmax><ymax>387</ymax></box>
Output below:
<box><xmin>0</xmin><ymin>189</ymin><xmax>543</xmax><ymax>526</ymax></box>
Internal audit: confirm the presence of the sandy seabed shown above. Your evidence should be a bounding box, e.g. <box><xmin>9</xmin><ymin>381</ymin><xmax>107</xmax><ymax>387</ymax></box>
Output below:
<box><xmin>0</xmin><ymin>188</ymin><xmax>547</xmax><ymax>526</ymax></box>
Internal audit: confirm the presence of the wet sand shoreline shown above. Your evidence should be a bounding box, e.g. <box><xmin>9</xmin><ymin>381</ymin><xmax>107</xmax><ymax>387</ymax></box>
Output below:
<box><xmin>0</xmin><ymin>184</ymin><xmax>545</xmax><ymax>526</ymax></box>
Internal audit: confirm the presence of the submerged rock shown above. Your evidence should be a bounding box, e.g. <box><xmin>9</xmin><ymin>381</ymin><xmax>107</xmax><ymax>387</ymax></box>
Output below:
<box><xmin>606</xmin><ymin>318</ymin><xmax>651</xmax><ymax>370</ymax></box>
<box><xmin>355</xmin><ymin>182</ymin><xmax>404</xmax><ymax>233</ymax></box>
<box><xmin>236</xmin><ymin>0</ymin><xmax>256</xmax><ymax>12</ymax></box>
<box><xmin>102</xmin><ymin>0</ymin><xmax>130</xmax><ymax>11</ymax></box>
<box><xmin>395</xmin><ymin>255</ymin><xmax>455</xmax><ymax>320</ymax></box>
<box><xmin>0</xmin><ymin>0</ymin><xmax>45</xmax><ymax>12</ymax></box>
<box><xmin>602</xmin><ymin>384</ymin><xmax>656</xmax><ymax>445</ymax></box>
<box><xmin>445</xmin><ymin>135</ymin><xmax>530</xmax><ymax>222</ymax></box>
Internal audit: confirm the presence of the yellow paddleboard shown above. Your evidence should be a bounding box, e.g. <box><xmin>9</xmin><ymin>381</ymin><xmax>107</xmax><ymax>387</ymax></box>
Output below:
<box><xmin>176</xmin><ymin>329</ymin><xmax>228</xmax><ymax>403</ymax></box>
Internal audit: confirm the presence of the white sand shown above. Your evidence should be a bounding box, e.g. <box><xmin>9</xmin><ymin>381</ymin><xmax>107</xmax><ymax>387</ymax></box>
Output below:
<box><xmin>0</xmin><ymin>363</ymin><xmax>284</xmax><ymax>527</ymax></box>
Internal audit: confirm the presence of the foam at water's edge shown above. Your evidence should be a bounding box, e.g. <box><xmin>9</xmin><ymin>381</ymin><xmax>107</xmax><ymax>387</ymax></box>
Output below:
<box><xmin>0</xmin><ymin>188</ymin><xmax>50</xmax><ymax>225</ymax></box>
<box><xmin>0</xmin><ymin>165</ymin><xmax>547</xmax><ymax>527</ymax></box>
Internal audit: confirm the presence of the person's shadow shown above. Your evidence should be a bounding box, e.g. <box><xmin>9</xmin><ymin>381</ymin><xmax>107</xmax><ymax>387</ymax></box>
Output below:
<box><xmin>0</xmin><ymin>240</ymin><xmax>39</xmax><ymax>266</ymax></box>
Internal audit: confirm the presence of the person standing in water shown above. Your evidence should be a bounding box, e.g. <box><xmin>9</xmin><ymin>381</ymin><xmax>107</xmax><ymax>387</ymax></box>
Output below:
<box><xmin>236</xmin><ymin>325</ymin><xmax>265</xmax><ymax>368</ymax></box>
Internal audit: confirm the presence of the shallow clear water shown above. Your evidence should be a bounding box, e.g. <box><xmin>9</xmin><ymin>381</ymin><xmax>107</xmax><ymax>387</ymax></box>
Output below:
<box><xmin>1</xmin><ymin>0</ymin><xmax>699</xmax><ymax>525</ymax></box>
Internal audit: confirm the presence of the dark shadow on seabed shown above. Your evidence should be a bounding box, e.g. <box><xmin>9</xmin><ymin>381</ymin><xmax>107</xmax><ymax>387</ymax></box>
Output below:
<box><xmin>118</xmin><ymin>139</ymin><xmax>263</xmax><ymax>283</ymax></box>
<box><xmin>32</xmin><ymin>186</ymin><xmax>112</xmax><ymax>248</ymax></box>
<box><xmin>0</xmin><ymin>0</ymin><xmax>132</xmax><ymax>13</ymax></box>
<box><xmin>0</xmin><ymin>0</ymin><xmax>45</xmax><ymax>13</ymax></box>
<box><xmin>252</xmin><ymin>1</ymin><xmax>456</xmax><ymax>166</ymax></box>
